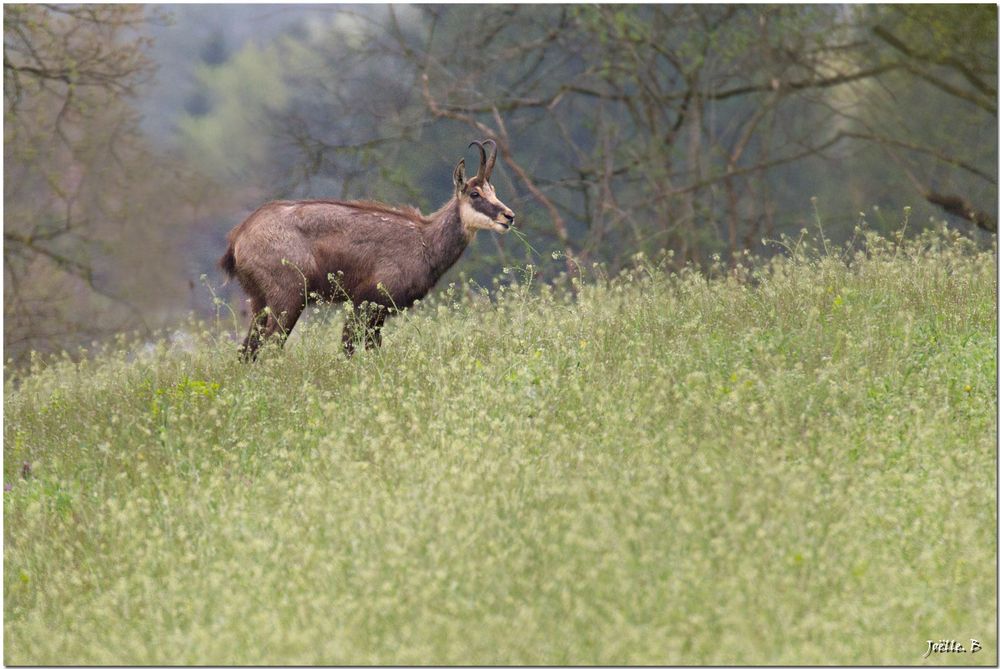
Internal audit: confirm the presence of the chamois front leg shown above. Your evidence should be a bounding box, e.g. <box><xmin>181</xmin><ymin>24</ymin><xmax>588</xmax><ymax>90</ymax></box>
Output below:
<box><xmin>341</xmin><ymin>304</ymin><xmax>387</xmax><ymax>357</ymax></box>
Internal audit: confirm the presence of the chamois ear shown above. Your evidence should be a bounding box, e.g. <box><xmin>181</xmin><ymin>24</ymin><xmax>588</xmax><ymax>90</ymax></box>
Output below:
<box><xmin>453</xmin><ymin>158</ymin><xmax>466</xmax><ymax>192</ymax></box>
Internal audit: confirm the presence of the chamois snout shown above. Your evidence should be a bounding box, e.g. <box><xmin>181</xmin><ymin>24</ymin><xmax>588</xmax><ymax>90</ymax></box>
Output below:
<box><xmin>500</xmin><ymin>210</ymin><xmax>515</xmax><ymax>229</ymax></box>
<box><xmin>492</xmin><ymin>207</ymin><xmax>515</xmax><ymax>232</ymax></box>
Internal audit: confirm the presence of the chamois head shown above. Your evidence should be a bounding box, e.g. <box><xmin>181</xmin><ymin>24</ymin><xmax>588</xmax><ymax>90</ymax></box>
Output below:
<box><xmin>453</xmin><ymin>139</ymin><xmax>515</xmax><ymax>235</ymax></box>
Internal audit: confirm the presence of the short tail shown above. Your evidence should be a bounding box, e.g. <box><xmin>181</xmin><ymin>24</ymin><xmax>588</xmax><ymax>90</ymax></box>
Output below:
<box><xmin>219</xmin><ymin>244</ymin><xmax>237</xmax><ymax>284</ymax></box>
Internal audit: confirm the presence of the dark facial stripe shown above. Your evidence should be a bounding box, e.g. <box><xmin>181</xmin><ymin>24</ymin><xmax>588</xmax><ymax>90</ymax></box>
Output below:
<box><xmin>471</xmin><ymin>197</ymin><xmax>502</xmax><ymax>219</ymax></box>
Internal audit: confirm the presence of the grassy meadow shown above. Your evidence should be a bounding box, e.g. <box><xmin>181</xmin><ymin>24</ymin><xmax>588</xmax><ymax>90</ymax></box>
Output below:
<box><xmin>4</xmin><ymin>226</ymin><xmax>997</xmax><ymax>665</ymax></box>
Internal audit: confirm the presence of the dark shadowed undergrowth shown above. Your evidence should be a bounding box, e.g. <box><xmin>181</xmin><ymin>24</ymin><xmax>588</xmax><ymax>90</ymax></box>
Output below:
<box><xmin>4</xmin><ymin>226</ymin><xmax>996</xmax><ymax>664</ymax></box>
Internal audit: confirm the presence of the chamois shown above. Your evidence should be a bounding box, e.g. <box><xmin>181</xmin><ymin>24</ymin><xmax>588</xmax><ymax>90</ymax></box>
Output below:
<box><xmin>219</xmin><ymin>140</ymin><xmax>515</xmax><ymax>359</ymax></box>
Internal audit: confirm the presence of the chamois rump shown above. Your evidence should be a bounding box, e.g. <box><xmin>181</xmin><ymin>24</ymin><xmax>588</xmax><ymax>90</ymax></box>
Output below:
<box><xmin>219</xmin><ymin>140</ymin><xmax>515</xmax><ymax>359</ymax></box>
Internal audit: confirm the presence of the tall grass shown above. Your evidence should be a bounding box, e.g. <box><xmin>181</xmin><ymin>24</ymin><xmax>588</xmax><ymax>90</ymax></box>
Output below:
<box><xmin>4</xmin><ymin>224</ymin><xmax>996</xmax><ymax>664</ymax></box>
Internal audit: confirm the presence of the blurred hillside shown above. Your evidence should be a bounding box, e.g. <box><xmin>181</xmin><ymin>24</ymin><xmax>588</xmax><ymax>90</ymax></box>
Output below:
<box><xmin>5</xmin><ymin>4</ymin><xmax>997</xmax><ymax>362</ymax></box>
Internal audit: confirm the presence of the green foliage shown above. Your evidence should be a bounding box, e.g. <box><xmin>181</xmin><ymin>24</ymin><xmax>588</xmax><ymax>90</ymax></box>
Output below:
<box><xmin>149</xmin><ymin>377</ymin><xmax>221</xmax><ymax>420</ymax></box>
<box><xmin>874</xmin><ymin>5</ymin><xmax>997</xmax><ymax>65</ymax></box>
<box><xmin>4</xmin><ymin>226</ymin><xmax>996</xmax><ymax>664</ymax></box>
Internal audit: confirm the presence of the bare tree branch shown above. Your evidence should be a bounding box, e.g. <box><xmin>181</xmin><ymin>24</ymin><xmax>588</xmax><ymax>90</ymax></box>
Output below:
<box><xmin>872</xmin><ymin>24</ymin><xmax>997</xmax><ymax>99</ymax></box>
<box><xmin>841</xmin><ymin>131</ymin><xmax>997</xmax><ymax>184</ymax></box>
<box><xmin>925</xmin><ymin>192</ymin><xmax>996</xmax><ymax>233</ymax></box>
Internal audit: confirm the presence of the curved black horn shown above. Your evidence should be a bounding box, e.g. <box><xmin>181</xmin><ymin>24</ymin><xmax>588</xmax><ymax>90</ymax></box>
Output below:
<box><xmin>468</xmin><ymin>140</ymin><xmax>488</xmax><ymax>180</ymax></box>
<box><xmin>482</xmin><ymin>139</ymin><xmax>498</xmax><ymax>180</ymax></box>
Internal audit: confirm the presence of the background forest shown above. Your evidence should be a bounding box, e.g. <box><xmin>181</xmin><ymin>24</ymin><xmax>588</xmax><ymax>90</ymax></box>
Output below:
<box><xmin>4</xmin><ymin>4</ymin><xmax>997</xmax><ymax>362</ymax></box>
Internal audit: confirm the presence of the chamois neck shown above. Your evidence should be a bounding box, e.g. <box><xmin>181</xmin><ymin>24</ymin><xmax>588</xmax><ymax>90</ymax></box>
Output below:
<box><xmin>423</xmin><ymin>198</ymin><xmax>471</xmax><ymax>282</ymax></box>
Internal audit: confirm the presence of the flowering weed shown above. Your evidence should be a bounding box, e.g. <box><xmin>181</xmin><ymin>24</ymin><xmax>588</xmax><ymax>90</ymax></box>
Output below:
<box><xmin>3</xmin><ymin>227</ymin><xmax>996</xmax><ymax>664</ymax></box>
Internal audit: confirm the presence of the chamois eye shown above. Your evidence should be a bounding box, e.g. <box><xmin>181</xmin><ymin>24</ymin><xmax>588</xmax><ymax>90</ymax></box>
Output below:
<box><xmin>470</xmin><ymin>191</ymin><xmax>480</xmax><ymax>199</ymax></box>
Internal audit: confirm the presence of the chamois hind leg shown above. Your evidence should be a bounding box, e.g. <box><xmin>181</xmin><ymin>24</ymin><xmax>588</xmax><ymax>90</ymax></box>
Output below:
<box><xmin>240</xmin><ymin>285</ymin><xmax>306</xmax><ymax>361</ymax></box>
<box><xmin>240</xmin><ymin>295</ymin><xmax>267</xmax><ymax>362</ymax></box>
<box><xmin>260</xmin><ymin>290</ymin><xmax>306</xmax><ymax>352</ymax></box>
